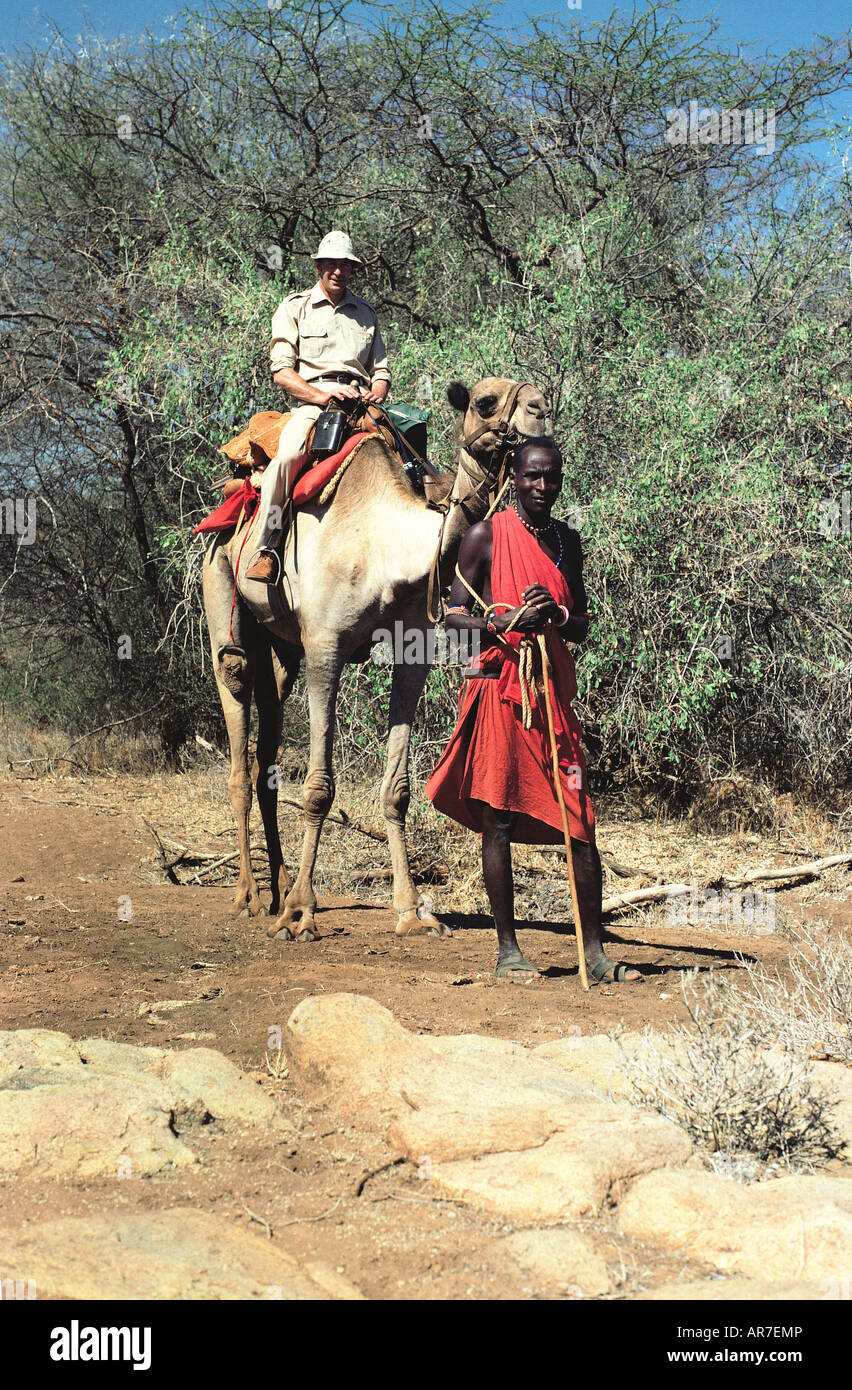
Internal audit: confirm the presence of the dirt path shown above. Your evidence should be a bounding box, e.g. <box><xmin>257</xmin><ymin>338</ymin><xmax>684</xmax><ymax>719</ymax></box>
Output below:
<box><xmin>1</xmin><ymin>774</ymin><xmax>849</xmax><ymax>1299</ymax></box>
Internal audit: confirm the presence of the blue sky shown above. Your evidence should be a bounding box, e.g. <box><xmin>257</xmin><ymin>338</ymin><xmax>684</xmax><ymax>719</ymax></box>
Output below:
<box><xmin>2</xmin><ymin>0</ymin><xmax>850</xmax><ymax>47</ymax></box>
<box><xmin>2</xmin><ymin>0</ymin><xmax>849</xmax><ymax>147</ymax></box>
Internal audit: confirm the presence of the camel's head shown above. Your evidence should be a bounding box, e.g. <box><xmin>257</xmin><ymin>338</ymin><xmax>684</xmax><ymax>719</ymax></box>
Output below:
<box><xmin>447</xmin><ymin>377</ymin><xmax>552</xmax><ymax>461</ymax></box>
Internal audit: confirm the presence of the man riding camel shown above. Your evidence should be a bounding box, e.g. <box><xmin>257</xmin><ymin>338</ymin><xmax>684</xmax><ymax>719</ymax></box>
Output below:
<box><xmin>245</xmin><ymin>230</ymin><xmax>390</xmax><ymax>583</ymax></box>
<box><xmin>425</xmin><ymin>438</ymin><xmax>643</xmax><ymax>986</ymax></box>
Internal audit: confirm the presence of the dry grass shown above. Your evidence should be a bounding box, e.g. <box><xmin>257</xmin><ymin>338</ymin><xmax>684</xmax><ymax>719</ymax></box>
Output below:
<box><xmin>4</xmin><ymin>706</ymin><xmax>850</xmax><ymax>934</ymax></box>
<box><xmin>733</xmin><ymin>920</ymin><xmax>852</xmax><ymax>1064</ymax></box>
<box><xmin>5</xmin><ymin>739</ymin><xmax>850</xmax><ymax>940</ymax></box>
<box><xmin>0</xmin><ymin>707</ymin><xmax>165</xmax><ymax>775</ymax></box>
<box><xmin>619</xmin><ymin>969</ymin><xmax>844</xmax><ymax>1172</ymax></box>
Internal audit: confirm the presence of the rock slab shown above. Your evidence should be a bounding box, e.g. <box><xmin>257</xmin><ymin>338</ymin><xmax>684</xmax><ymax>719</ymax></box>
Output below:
<box><xmin>0</xmin><ymin>1028</ymin><xmax>281</xmax><ymax>1178</ymax></box>
<box><xmin>619</xmin><ymin>1169</ymin><xmax>852</xmax><ymax>1284</ymax></box>
<box><xmin>0</xmin><ymin>1210</ymin><xmax>359</xmax><ymax>1300</ymax></box>
<box><xmin>286</xmin><ymin>993</ymin><xmax>691</xmax><ymax>1221</ymax></box>
<box><xmin>496</xmin><ymin>1227</ymin><xmax>614</xmax><ymax>1298</ymax></box>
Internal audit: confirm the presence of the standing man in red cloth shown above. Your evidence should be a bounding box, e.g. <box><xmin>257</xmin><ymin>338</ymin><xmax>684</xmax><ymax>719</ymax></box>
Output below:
<box><xmin>425</xmin><ymin>439</ymin><xmax>642</xmax><ymax>984</ymax></box>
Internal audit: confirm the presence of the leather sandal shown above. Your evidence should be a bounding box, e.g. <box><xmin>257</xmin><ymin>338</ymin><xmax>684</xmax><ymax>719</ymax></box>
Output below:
<box><xmin>587</xmin><ymin>954</ymin><xmax>642</xmax><ymax>984</ymax></box>
<box><xmin>495</xmin><ymin>953</ymin><xmax>542</xmax><ymax>982</ymax></box>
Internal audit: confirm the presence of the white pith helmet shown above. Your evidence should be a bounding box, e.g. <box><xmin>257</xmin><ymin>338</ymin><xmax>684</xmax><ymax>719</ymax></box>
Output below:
<box><xmin>313</xmin><ymin>230</ymin><xmax>362</xmax><ymax>263</ymax></box>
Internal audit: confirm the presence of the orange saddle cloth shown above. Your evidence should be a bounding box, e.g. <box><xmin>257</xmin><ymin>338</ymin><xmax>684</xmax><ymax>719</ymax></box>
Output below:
<box><xmin>192</xmin><ymin>431</ymin><xmax>372</xmax><ymax>534</ymax></box>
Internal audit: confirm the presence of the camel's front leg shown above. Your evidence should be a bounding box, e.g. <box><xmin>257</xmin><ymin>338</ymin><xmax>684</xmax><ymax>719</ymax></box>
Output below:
<box><xmin>382</xmin><ymin>647</ymin><xmax>453</xmax><ymax>938</ymax></box>
<box><xmin>268</xmin><ymin>644</ymin><xmax>341</xmax><ymax>943</ymax></box>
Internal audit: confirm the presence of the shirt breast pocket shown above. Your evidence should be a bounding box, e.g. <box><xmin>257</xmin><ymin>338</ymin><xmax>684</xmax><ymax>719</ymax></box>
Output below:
<box><xmin>354</xmin><ymin>324</ymin><xmax>375</xmax><ymax>357</ymax></box>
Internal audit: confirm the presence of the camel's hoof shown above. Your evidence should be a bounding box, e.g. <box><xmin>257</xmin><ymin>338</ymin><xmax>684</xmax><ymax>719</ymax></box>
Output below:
<box><xmin>419</xmin><ymin>911</ymin><xmax>452</xmax><ymax>937</ymax></box>
<box><xmin>238</xmin><ymin>901</ymin><xmax>264</xmax><ymax>919</ymax></box>
<box><xmin>268</xmin><ymin>924</ymin><xmax>294</xmax><ymax>941</ymax></box>
<box><xmin>395</xmin><ymin>910</ymin><xmax>448</xmax><ymax>937</ymax></box>
<box><xmin>296</xmin><ymin>927</ymin><xmax>318</xmax><ymax>943</ymax></box>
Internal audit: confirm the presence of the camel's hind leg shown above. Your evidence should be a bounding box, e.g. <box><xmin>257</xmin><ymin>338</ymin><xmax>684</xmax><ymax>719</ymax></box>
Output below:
<box><xmin>268</xmin><ymin>642</ymin><xmax>342</xmax><ymax>943</ymax></box>
<box><xmin>253</xmin><ymin>632</ymin><xmax>301</xmax><ymax>916</ymax></box>
<box><xmin>203</xmin><ymin>541</ymin><xmax>263</xmax><ymax>917</ymax></box>
<box><xmin>382</xmin><ymin>641</ymin><xmax>452</xmax><ymax>938</ymax></box>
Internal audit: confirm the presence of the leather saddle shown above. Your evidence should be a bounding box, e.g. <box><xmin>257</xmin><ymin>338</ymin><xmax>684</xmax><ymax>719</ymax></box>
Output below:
<box><xmin>221</xmin><ymin>403</ymin><xmax>447</xmax><ymax>504</ymax></box>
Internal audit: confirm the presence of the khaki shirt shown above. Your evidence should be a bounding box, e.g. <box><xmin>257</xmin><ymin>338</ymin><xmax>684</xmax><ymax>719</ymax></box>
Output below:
<box><xmin>270</xmin><ymin>283</ymin><xmax>390</xmax><ymax>388</ymax></box>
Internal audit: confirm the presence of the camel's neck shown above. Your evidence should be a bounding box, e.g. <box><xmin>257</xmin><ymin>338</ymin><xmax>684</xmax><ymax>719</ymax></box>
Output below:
<box><xmin>439</xmin><ymin>444</ymin><xmax>505</xmax><ymax>561</ymax></box>
<box><xmin>314</xmin><ymin>442</ymin><xmax>502</xmax><ymax>598</ymax></box>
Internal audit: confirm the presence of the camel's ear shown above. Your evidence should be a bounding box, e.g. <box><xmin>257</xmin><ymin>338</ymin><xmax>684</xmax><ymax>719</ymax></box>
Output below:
<box><xmin>447</xmin><ymin>381</ymin><xmax>470</xmax><ymax>413</ymax></box>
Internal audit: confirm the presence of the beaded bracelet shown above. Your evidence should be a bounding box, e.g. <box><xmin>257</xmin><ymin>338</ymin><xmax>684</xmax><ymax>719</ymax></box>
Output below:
<box><xmin>444</xmin><ymin>605</ymin><xmax>471</xmax><ymax>617</ymax></box>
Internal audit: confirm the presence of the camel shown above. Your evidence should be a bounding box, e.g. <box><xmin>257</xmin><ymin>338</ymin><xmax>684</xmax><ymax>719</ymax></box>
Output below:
<box><xmin>201</xmin><ymin>377</ymin><xmax>552</xmax><ymax>941</ymax></box>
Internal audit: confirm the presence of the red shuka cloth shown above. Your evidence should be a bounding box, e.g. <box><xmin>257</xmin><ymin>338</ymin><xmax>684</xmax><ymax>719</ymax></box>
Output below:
<box><xmin>192</xmin><ymin>432</ymin><xmax>371</xmax><ymax>534</ymax></box>
<box><xmin>424</xmin><ymin>507</ymin><xmax>595</xmax><ymax>844</ymax></box>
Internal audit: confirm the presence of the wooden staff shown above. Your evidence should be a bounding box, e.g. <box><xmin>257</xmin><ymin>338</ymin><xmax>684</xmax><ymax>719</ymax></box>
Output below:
<box><xmin>536</xmin><ymin>632</ymin><xmax>590</xmax><ymax>991</ymax></box>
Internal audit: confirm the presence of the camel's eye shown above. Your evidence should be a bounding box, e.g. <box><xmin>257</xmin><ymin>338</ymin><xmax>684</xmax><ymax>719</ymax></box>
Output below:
<box><xmin>475</xmin><ymin>394</ymin><xmax>498</xmax><ymax>416</ymax></box>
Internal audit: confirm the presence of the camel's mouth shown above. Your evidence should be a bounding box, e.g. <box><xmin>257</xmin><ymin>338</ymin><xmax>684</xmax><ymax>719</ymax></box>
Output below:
<box><xmin>514</xmin><ymin>422</ymin><xmax>552</xmax><ymax>441</ymax></box>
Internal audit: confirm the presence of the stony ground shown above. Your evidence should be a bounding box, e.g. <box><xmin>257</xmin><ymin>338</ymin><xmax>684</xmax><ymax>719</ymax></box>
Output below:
<box><xmin>1</xmin><ymin>772</ymin><xmax>851</xmax><ymax>1301</ymax></box>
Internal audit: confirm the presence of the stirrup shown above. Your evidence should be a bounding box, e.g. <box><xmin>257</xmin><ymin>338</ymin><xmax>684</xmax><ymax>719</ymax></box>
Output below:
<box><xmin>245</xmin><ymin>546</ymin><xmax>282</xmax><ymax>584</ymax></box>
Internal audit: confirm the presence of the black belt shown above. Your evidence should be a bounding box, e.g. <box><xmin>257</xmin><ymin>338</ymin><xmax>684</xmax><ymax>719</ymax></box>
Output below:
<box><xmin>315</xmin><ymin>373</ymin><xmax>362</xmax><ymax>385</ymax></box>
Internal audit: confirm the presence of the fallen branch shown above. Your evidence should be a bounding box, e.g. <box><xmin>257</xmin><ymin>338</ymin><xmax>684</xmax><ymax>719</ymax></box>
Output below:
<box><xmin>600</xmin><ymin>852</ymin><xmax>852</xmax><ymax>916</ymax></box>
<box><xmin>195</xmin><ymin>732</ymin><xmax>225</xmax><ymax>758</ymax></box>
<box><xmin>278</xmin><ymin>795</ymin><xmax>388</xmax><ymax>843</ymax></box>
<box><xmin>141</xmin><ymin>819</ymin><xmax>183</xmax><ymax>884</ymax></box>
<box><xmin>353</xmin><ymin>1158</ymin><xmax>406</xmax><ymax>1198</ymax></box>
<box><xmin>159</xmin><ymin>835</ymin><xmax>240</xmax><ymax>864</ymax></box>
<box><xmin>8</xmin><ymin>754</ymin><xmax>88</xmax><ymax>773</ymax></box>
<box><xmin>62</xmin><ymin>698</ymin><xmax>166</xmax><ymax>755</ymax></box>
<box><xmin>243</xmin><ymin>1204</ymin><xmax>273</xmax><ymax>1239</ymax></box>
<box><xmin>719</xmin><ymin>853</ymin><xmax>852</xmax><ymax>889</ymax></box>
<box><xmin>277</xmin><ymin>1196</ymin><xmax>345</xmax><ymax>1229</ymax></box>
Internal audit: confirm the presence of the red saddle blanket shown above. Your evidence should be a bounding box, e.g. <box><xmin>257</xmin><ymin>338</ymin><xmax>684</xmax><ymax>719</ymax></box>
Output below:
<box><xmin>193</xmin><ymin>431</ymin><xmax>370</xmax><ymax>535</ymax></box>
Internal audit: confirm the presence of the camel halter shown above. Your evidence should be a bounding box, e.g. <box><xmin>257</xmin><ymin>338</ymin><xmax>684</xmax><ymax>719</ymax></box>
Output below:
<box><xmin>459</xmin><ymin>380</ymin><xmax>529</xmax><ymax>454</ymax></box>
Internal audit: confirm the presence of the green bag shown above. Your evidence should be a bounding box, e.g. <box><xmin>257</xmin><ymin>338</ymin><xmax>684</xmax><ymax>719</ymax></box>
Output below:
<box><xmin>385</xmin><ymin>402</ymin><xmax>429</xmax><ymax>464</ymax></box>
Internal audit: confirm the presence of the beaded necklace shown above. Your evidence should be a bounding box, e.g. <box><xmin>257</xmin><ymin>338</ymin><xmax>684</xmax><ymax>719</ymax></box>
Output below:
<box><xmin>513</xmin><ymin>502</ymin><xmax>563</xmax><ymax>568</ymax></box>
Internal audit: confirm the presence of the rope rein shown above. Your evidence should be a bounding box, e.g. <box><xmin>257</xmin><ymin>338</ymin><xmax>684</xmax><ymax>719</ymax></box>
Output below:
<box><xmin>452</xmin><ymin>566</ymin><xmax>541</xmax><ymax>729</ymax></box>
